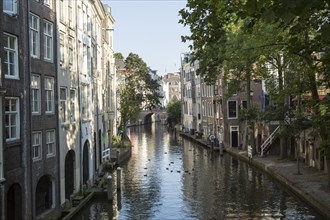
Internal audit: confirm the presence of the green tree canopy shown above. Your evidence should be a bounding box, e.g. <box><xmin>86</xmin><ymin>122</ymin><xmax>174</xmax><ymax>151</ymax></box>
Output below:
<box><xmin>179</xmin><ymin>0</ymin><xmax>330</xmax><ymax>186</ymax></box>
<box><xmin>114</xmin><ymin>52</ymin><xmax>124</xmax><ymax>60</ymax></box>
<box><xmin>119</xmin><ymin>53</ymin><xmax>163</xmax><ymax>129</ymax></box>
<box><xmin>166</xmin><ymin>99</ymin><xmax>181</xmax><ymax>122</ymax></box>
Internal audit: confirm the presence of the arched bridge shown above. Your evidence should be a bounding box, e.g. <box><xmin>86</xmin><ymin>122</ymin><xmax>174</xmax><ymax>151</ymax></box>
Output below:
<box><xmin>137</xmin><ymin>109</ymin><xmax>168</xmax><ymax>125</ymax></box>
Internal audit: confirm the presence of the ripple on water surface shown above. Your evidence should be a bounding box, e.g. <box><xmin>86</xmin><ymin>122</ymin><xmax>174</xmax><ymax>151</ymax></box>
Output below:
<box><xmin>72</xmin><ymin>123</ymin><xmax>323</xmax><ymax>220</ymax></box>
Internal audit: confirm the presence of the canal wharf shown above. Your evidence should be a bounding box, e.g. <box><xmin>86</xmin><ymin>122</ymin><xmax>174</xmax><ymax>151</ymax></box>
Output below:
<box><xmin>179</xmin><ymin>131</ymin><xmax>221</xmax><ymax>151</ymax></box>
<box><xmin>180</xmin><ymin>132</ymin><xmax>330</xmax><ymax>219</ymax></box>
<box><xmin>57</xmin><ymin>146</ymin><xmax>131</xmax><ymax>219</ymax></box>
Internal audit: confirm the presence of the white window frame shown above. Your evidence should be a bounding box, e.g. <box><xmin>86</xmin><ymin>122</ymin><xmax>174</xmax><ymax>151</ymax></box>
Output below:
<box><xmin>30</xmin><ymin>13</ymin><xmax>40</xmax><ymax>58</ymax></box>
<box><xmin>5</xmin><ymin>97</ymin><xmax>20</xmax><ymax>142</ymax></box>
<box><xmin>44</xmin><ymin>20</ymin><xmax>53</xmax><ymax>62</ymax></box>
<box><xmin>82</xmin><ymin>84</ymin><xmax>89</xmax><ymax>120</ymax></box>
<box><xmin>70</xmin><ymin>89</ymin><xmax>76</xmax><ymax>122</ymax></box>
<box><xmin>3</xmin><ymin>0</ymin><xmax>17</xmax><ymax>15</ymax></box>
<box><xmin>227</xmin><ymin>100</ymin><xmax>238</xmax><ymax>119</ymax></box>
<box><xmin>32</xmin><ymin>131</ymin><xmax>42</xmax><ymax>161</ymax></box>
<box><xmin>59</xmin><ymin>0</ymin><xmax>64</xmax><ymax>22</ymax></box>
<box><xmin>59</xmin><ymin>32</ymin><xmax>65</xmax><ymax>63</ymax></box>
<box><xmin>46</xmin><ymin>130</ymin><xmax>55</xmax><ymax>157</ymax></box>
<box><xmin>31</xmin><ymin>74</ymin><xmax>41</xmax><ymax>114</ymax></box>
<box><xmin>45</xmin><ymin>77</ymin><xmax>54</xmax><ymax>114</ymax></box>
<box><xmin>4</xmin><ymin>33</ymin><xmax>19</xmax><ymax>79</ymax></box>
<box><xmin>44</xmin><ymin>0</ymin><xmax>51</xmax><ymax>7</ymax></box>
<box><xmin>60</xmin><ymin>87</ymin><xmax>67</xmax><ymax>123</ymax></box>
<box><xmin>68</xmin><ymin>37</ymin><xmax>74</xmax><ymax>66</ymax></box>
<box><xmin>68</xmin><ymin>0</ymin><xmax>73</xmax><ymax>28</ymax></box>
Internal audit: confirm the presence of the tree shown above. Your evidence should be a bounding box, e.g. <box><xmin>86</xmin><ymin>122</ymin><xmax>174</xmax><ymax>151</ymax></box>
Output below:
<box><xmin>179</xmin><ymin>0</ymin><xmax>330</xmax><ymax>187</ymax></box>
<box><xmin>114</xmin><ymin>52</ymin><xmax>124</xmax><ymax>60</ymax></box>
<box><xmin>166</xmin><ymin>99</ymin><xmax>181</xmax><ymax>127</ymax></box>
<box><xmin>118</xmin><ymin>53</ymin><xmax>162</xmax><ymax>132</ymax></box>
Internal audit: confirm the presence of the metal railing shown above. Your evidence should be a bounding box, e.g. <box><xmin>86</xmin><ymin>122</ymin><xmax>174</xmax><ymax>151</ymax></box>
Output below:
<box><xmin>260</xmin><ymin>125</ymin><xmax>280</xmax><ymax>157</ymax></box>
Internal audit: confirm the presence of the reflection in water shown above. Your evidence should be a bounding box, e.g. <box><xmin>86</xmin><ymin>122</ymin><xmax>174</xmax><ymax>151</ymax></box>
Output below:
<box><xmin>73</xmin><ymin>123</ymin><xmax>321</xmax><ymax>219</ymax></box>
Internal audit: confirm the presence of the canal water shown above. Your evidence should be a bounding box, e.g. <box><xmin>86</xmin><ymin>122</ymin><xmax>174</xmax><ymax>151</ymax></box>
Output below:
<box><xmin>73</xmin><ymin>123</ymin><xmax>322</xmax><ymax>219</ymax></box>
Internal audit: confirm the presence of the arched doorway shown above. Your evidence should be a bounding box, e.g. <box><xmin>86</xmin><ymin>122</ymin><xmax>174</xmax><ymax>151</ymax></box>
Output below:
<box><xmin>65</xmin><ymin>150</ymin><xmax>75</xmax><ymax>199</ymax></box>
<box><xmin>6</xmin><ymin>183</ymin><xmax>22</xmax><ymax>220</ymax></box>
<box><xmin>83</xmin><ymin>141</ymin><xmax>90</xmax><ymax>185</ymax></box>
<box><xmin>35</xmin><ymin>175</ymin><xmax>53</xmax><ymax>216</ymax></box>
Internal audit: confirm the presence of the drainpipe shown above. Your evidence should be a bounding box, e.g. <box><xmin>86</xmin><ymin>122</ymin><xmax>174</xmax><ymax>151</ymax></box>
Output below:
<box><xmin>54</xmin><ymin>5</ymin><xmax>61</xmax><ymax>210</ymax></box>
<box><xmin>26</xmin><ymin>0</ymin><xmax>34</xmax><ymax>217</ymax></box>
<box><xmin>75</xmin><ymin>5</ymin><xmax>83</xmax><ymax>191</ymax></box>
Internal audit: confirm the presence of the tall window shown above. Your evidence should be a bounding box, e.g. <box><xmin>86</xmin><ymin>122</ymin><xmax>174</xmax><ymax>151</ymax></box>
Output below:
<box><xmin>83</xmin><ymin>4</ymin><xmax>87</xmax><ymax>32</ymax></box>
<box><xmin>82</xmin><ymin>84</ymin><xmax>89</xmax><ymax>120</ymax></box>
<box><xmin>59</xmin><ymin>0</ymin><xmax>64</xmax><ymax>22</ymax></box>
<box><xmin>70</xmin><ymin>89</ymin><xmax>76</xmax><ymax>122</ymax></box>
<box><xmin>32</xmin><ymin>132</ymin><xmax>42</xmax><ymax>160</ymax></box>
<box><xmin>3</xmin><ymin>0</ymin><xmax>17</xmax><ymax>14</ymax></box>
<box><xmin>68</xmin><ymin>37</ymin><xmax>73</xmax><ymax>66</ymax></box>
<box><xmin>60</xmin><ymin>87</ymin><xmax>67</xmax><ymax>123</ymax></box>
<box><xmin>5</xmin><ymin>97</ymin><xmax>20</xmax><ymax>141</ymax></box>
<box><xmin>59</xmin><ymin>32</ymin><xmax>64</xmax><ymax>63</ymax></box>
<box><xmin>45</xmin><ymin>77</ymin><xmax>54</xmax><ymax>114</ymax></box>
<box><xmin>88</xmin><ymin>47</ymin><xmax>91</xmax><ymax>75</ymax></box>
<box><xmin>31</xmin><ymin>75</ymin><xmax>41</xmax><ymax>114</ymax></box>
<box><xmin>30</xmin><ymin>13</ymin><xmax>40</xmax><ymax>58</ymax></box>
<box><xmin>228</xmin><ymin>100</ymin><xmax>238</xmax><ymax>119</ymax></box>
<box><xmin>4</xmin><ymin>33</ymin><xmax>18</xmax><ymax>79</ymax></box>
<box><xmin>68</xmin><ymin>0</ymin><xmax>73</xmax><ymax>27</ymax></box>
<box><xmin>83</xmin><ymin>44</ymin><xmax>87</xmax><ymax>73</ymax></box>
<box><xmin>46</xmin><ymin>130</ymin><xmax>55</xmax><ymax>157</ymax></box>
<box><xmin>44</xmin><ymin>20</ymin><xmax>53</xmax><ymax>61</ymax></box>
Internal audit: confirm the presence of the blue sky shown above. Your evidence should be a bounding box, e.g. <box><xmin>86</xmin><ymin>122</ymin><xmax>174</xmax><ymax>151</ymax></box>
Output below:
<box><xmin>102</xmin><ymin>0</ymin><xmax>191</xmax><ymax>75</ymax></box>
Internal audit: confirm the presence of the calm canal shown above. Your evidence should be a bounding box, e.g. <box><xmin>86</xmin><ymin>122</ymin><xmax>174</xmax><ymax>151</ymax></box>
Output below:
<box><xmin>73</xmin><ymin>123</ymin><xmax>322</xmax><ymax>219</ymax></box>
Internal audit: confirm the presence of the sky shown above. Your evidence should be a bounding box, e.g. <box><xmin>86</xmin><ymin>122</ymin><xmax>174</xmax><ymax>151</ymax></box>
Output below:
<box><xmin>101</xmin><ymin>0</ymin><xmax>191</xmax><ymax>75</ymax></box>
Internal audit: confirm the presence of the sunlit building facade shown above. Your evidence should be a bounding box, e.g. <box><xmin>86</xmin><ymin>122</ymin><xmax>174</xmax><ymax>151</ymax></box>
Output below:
<box><xmin>1</xmin><ymin>0</ymin><xmax>116</xmax><ymax>218</ymax></box>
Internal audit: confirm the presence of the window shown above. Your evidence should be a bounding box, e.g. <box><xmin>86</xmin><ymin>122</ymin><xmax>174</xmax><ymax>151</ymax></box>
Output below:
<box><xmin>46</xmin><ymin>130</ymin><xmax>55</xmax><ymax>157</ymax></box>
<box><xmin>31</xmin><ymin>75</ymin><xmax>41</xmax><ymax>114</ymax></box>
<box><xmin>44</xmin><ymin>0</ymin><xmax>51</xmax><ymax>7</ymax></box>
<box><xmin>44</xmin><ymin>20</ymin><xmax>53</xmax><ymax>61</ymax></box>
<box><xmin>83</xmin><ymin>4</ymin><xmax>87</xmax><ymax>32</ymax></box>
<box><xmin>59</xmin><ymin>0</ymin><xmax>64</xmax><ymax>22</ymax></box>
<box><xmin>68</xmin><ymin>0</ymin><xmax>73</xmax><ymax>27</ymax></box>
<box><xmin>228</xmin><ymin>100</ymin><xmax>238</xmax><ymax>119</ymax></box>
<box><xmin>82</xmin><ymin>84</ymin><xmax>89</xmax><ymax>120</ymax></box>
<box><xmin>30</xmin><ymin>13</ymin><xmax>40</xmax><ymax>58</ymax></box>
<box><xmin>59</xmin><ymin>32</ymin><xmax>64</xmax><ymax>63</ymax></box>
<box><xmin>5</xmin><ymin>97</ymin><xmax>20</xmax><ymax>141</ymax></box>
<box><xmin>70</xmin><ymin>89</ymin><xmax>76</xmax><ymax>122</ymax></box>
<box><xmin>60</xmin><ymin>87</ymin><xmax>67</xmax><ymax>123</ymax></box>
<box><xmin>68</xmin><ymin>37</ymin><xmax>73</xmax><ymax>66</ymax></box>
<box><xmin>32</xmin><ymin>132</ymin><xmax>42</xmax><ymax>160</ymax></box>
<box><xmin>78</xmin><ymin>6</ymin><xmax>83</xmax><ymax>29</ymax></box>
<box><xmin>4</xmin><ymin>0</ymin><xmax>17</xmax><ymax>15</ymax></box>
<box><xmin>4</xmin><ymin>33</ymin><xmax>18</xmax><ymax>79</ymax></box>
<box><xmin>45</xmin><ymin>77</ymin><xmax>54</xmax><ymax>114</ymax></box>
